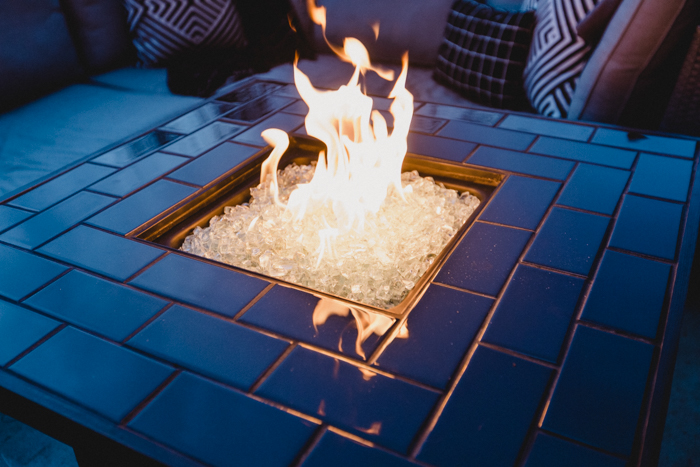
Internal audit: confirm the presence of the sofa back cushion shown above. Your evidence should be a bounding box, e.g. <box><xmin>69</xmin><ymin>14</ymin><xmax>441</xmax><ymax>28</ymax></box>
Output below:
<box><xmin>0</xmin><ymin>0</ymin><xmax>84</xmax><ymax>112</ymax></box>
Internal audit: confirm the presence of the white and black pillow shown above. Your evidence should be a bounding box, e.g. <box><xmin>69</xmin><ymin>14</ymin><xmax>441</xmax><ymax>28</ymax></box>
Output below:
<box><xmin>124</xmin><ymin>0</ymin><xmax>248</xmax><ymax>67</ymax></box>
<box><xmin>523</xmin><ymin>0</ymin><xmax>600</xmax><ymax>117</ymax></box>
<box><xmin>433</xmin><ymin>0</ymin><xmax>536</xmax><ymax>109</ymax></box>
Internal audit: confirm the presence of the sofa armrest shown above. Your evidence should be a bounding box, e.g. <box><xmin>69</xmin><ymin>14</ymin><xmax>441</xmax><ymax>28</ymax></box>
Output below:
<box><xmin>661</xmin><ymin>26</ymin><xmax>700</xmax><ymax>137</ymax></box>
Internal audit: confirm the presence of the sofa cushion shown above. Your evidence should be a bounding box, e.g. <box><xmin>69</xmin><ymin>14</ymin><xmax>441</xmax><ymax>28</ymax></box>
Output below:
<box><xmin>568</xmin><ymin>0</ymin><xmax>700</xmax><ymax>129</ymax></box>
<box><xmin>123</xmin><ymin>0</ymin><xmax>248</xmax><ymax>67</ymax></box>
<box><xmin>91</xmin><ymin>67</ymin><xmax>172</xmax><ymax>94</ymax></box>
<box><xmin>0</xmin><ymin>0</ymin><xmax>84</xmax><ymax>112</ymax></box>
<box><xmin>61</xmin><ymin>0</ymin><xmax>136</xmax><ymax>74</ymax></box>
<box><xmin>433</xmin><ymin>0</ymin><xmax>535</xmax><ymax>109</ymax></box>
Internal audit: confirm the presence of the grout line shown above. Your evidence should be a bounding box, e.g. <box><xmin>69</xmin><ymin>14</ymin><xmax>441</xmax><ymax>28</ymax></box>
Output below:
<box><xmin>120</xmin><ymin>303</ymin><xmax>176</xmax><ymax>344</ymax></box>
<box><xmin>17</xmin><ymin>267</ymin><xmax>74</xmax><ymax>303</ymax></box>
<box><xmin>247</xmin><ymin>343</ymin><xmax>298</xmax><ymax>394</ymax></box>
<box><xmin>121</xmin><ymin>252</ymin><xmax>171</xmax><ymax>284</ymax></box>
<box><xmin>119</xmin><ymin>370</ymin><xmax>181</xmax><ymax>426</ymax></box>
<box><xmin>429</xmin><ymin>282</ymin><xmax>497</xmax><ymax>300</ymax></box>
<box><xmin>576</xmin><ymin>320</ymin><xmax>656</xmax><ymax>346</ymax></box>
<box><xmin>3</xmin><ymin>324</ymin><xmax>67</xmax><ymax>368</ymax></box>
<box><xmin>290</xmin><ymin>425</ymin><xmax>328</xmax><ymax>467</ymax></box>
<box><xmin>538</xmin><ymin>428</ymin><xmax>629</xmax><ymax>461</ymax></box>
<box><xmin>478</xmin><ymin>342</ymin><xmax>558</xmax><ymax>369</ymax></box>
<box><xmin>233</xmin><ymin>283</ymin><xmax>275</xmax><ymax>321</ymax></box>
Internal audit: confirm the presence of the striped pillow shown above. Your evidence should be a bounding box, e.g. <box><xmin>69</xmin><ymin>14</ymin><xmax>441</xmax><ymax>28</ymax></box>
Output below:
<box><xmin>124</xmin><ymin>0</ymin><xmax>248</xmax><ymax>67</ymax></box>
<box><xmin>523</xmin><ymin>0</ymin><xmax>601</xmax><ymax>117</ymax></box>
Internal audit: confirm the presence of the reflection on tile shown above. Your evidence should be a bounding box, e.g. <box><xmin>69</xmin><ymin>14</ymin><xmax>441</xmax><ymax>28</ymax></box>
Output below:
<box><xmin>557</xmin><ymin>164</ymin><xmax>629</xmax><ymax>215</ymax></box>
<box><xmin>90</xmin><ymin>153</ymin><xmax>188</xmax><ymax>197</ymax></box>
<box><xmin>92</xmin><ymin>130</ymin><xmax>181</xmax><ymax>168</ymax></box>
<box><xmin>256</xmin><ymin>346</ymin><xmax>439</xmax><ymax>453</ymax></box>
<box><xmin>10</xmin><ymin>327</ymin><xmax>173</xmax><ymax>422</ymax></box>
<box><xmin>480</xmin><ymin>176</ymin><xmax>561</xmax><ymax>229</ymax></box>
<box><xmin>304</xmin><ymin>431</ymin><xmax>421</xmax><ymax>467</ymax></box>
<box><xmin>591</xmin><ymin>128</ymin><xmax>696</xmax><ymax>158</ymax></box>
<box><xmin>274</xmin><ymin>84</ymin><xmax>301</xmax><ymax>99</ymax></box>
<box><xmin>0</xmin><ymin>206</ymin><xmax>33</xmax><ymax>233</ymax></box>
<box><xmin>223</xmin><ymin>95</ymin><xmax>295</xmax><ymax>123</ymax></box>
<box><xmin>582</xmin><ymin>250</ymin><xmax>670</xmax><ymax>339</ymax></box>
<box><xmin>499</xmin><ymin>115</ymin><xmax>594</xmax><ymax>141</ymax></box>
<box><xmin>439</xmin><ymin>121</ymin><xmax>536</xmax><ymax>151</ymax></box>
<box><xmin>163</xmin><ymin>122</ymin><xmax>245</xmax><ymax>157</ymax></box>
<box><xmin>0</xmin><ymin>300</ymin><xmax>59</xmax><ymax>366</ymax></box>
<box><xmin>467</xmin><ymin>146</ymin><xmax>574</xmax><ymax>180</ymax></box>
<box><xmin>376</xmin><ymin>285</ymin><xmax>492</xmax><ymax>388</ymax></box>
<box><xmin>418</xmin><ymin>346</ymin><xmax>552</xmax><ymax>467</ymax></box>
<box><xmin>216</xmin><ymin>81</ymin><xmax>282</xmax><ymax>103</ymax></box>
<box><xmin>160</xmin><ymin>102</ymin><xmax>235</xmax><ymax>134</ymax></box>
<box><xmin>543</xmin><ymin>325</ymin><xmax>653</xmax><ymax>455</ymax></box>
<box><xmin>129</xmin><ymin>305</ymin><xmax>289</xmax><ymax>389</ymax></box>
<box><xmin>8</xmin><ymin>164</ymin><xmax>115</xmax><ymax>212</ymax></box>
<box><xmin>168</xmin><ymin>142</ymin><xmax>260</xmax><ymax>187</ymax></box>
<box><xmin>524</xmin><ymin>432</ymin><xmax>626</xmax><ymax>467</ymax></box>
<box><xmin>24</xmin><ymin>270</ymin><xmax>168</xmax><ymax>341</ymax></box>
<box><xmin>435</xmin><ymin>222</ymin><xmax>532</xmax><ymax>296</ymax></box>
<box><xmin>628</xmin><ymin>153</ymin><xmax>692</xmax><ymax>202</ymax></box>
<box><xmin>0</xmin><ymin>244</ymin><xmax>68</xmax><ymax>302</ymax></box>
<box><xmin>416</xmin><ymin>103</ymin><xmax>503</xmax><ymax>126</ymax></box>
<box><xmin>129</xmin><ymin>372</ymin><xmax>315</xmax><ymax>467</ymax></box>
<box><xmin>232</xmin><ymin>113</ymin><xmax>305</xmax><ymax>146</ymax></box>
<box><xmin>529</xmin><ymin>137</ymin><xmax>636</xmax><ymax>169</ymax></box>
<box><xmin>407</xmin><ymin>133</ymin><xmax>476</xmax><ymax>162</ymax></box>
<box><xmin>483</xmin><ymin>265</ymin><xmax>585</xmax><ymax>362</ymax></box>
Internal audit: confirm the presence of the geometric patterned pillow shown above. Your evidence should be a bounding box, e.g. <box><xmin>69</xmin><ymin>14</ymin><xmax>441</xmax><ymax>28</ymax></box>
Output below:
<box><xmin>434</xmin><ymin>0</ymin><xmax>536</xmax><ymax>109</ymax></box>
<box><xmin>123</xmin><ymin>0</ymin><xmax>248</xmax><ymax>67</ymax></box>
<box><xmin>523</xmin><ymin>0</ymin><xmax>601</xmax><ymax>117</ymax></box>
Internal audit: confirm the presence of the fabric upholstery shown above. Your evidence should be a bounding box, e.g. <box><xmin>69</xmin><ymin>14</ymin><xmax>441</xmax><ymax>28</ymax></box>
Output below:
<box><xmin>91</xmin><ymin>67</ymin><xmax>172</xmax><ymax>94</ymax></box>
<box><xmin>575</xmin><ymin>0</ymin><xmax>623</xmax><ymax>45</ymax></box>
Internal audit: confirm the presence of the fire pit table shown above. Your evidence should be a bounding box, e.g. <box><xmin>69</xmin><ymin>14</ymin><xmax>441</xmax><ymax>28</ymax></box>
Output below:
<box><xmin>0</xmin><ymin>78</ymin><xmax>698</xmax><ymax>467</ymax></box>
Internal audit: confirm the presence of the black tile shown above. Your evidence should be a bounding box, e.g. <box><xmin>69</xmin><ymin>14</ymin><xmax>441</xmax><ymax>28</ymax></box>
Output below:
<box><xmin>466</xmin><ymin>146</ymin><xmax>574</xmax><ymax>180</ymax></box>
<box><xmin>628</xmin><ymin>153</ymin><xmax>693</xmax><ymax>202</ymax></box>
<box><xmin>480</xmin><ymin>176</ymin><xmax>560</xmax><ymax>230</ymax></box>
<box><xmin>303</xmin><ymin>431</ymin><xmax>421</xmax><ymax>467</ymax></box>
<box><xmin>274</xmin><ymin>84</ymin><xmax>301</xmax><ymax>99</ymax></box>
<box><xmin>416</xmin><ymin>103</ymin><xmax>503</xmax><ymax>126</ymax></box>
<box><xmin>129</xmin><ymin>305</ymin><xmax>289</xmax><ymax>389</ymax></box>
<box><xmin>0</xmin><ymin>244</ymin><xmax>68</xmax><ymax>301</ymax></box>
<box><xmin>10</xmin><ymin>327</ymin><xmax>173</xmax><ymax>422</ymax></box>
<box><xmin>8</xmin><ymin>164</ymin><xmax>115</xmax><ymax>212</ymax></box>
<box><xmin>524</xmin><ymin>207</ymin><xmax>609</xmax><ymax>276</ymax></box>
<box><xmin>0</xmin><ymin>192</ymin><xmax>115</xmax><ymax>250</ymax></box>
<box><xmin>256</xmin><ymin>346</ymin><xmax>439</xmax><ymax>453</ymax></box>
<box><xmin>529</xmin><ymin>137</ymin><xmax>636</xmax><ymax>169</ymax></box>
<box><xmin>0</xmin><ymin>205</ymin><xmax>32</xmax><ymax>233</ymax></box>
<box><xmin>581</xmin><ymin>250</ymin><xmax>670</xmax><ymax>339</ymax></box>
<box><xmin>498</xmin><ymin>115</ymin><xmax>594</xmax><ymax>142</ymax></box>
<box><xmin>409</xmin><ymin>115</ymin><xmax>446</xmax><ymax>134</ymax></box>
<box><xmin>163</xmin><ymin>122</ymin><xmax>245</xmax><ymax>157</ymax></box>
<box><xmin>609</xmin><ymin>195</ymin><xmax>683</xmax><ymax>260</ymax></box>
<box><xmin>160</xmin><ymin>102</ymin><xmax>235</xmax><ymax>134</ymax></box>
<box><xmin>24</xmin><ymin>270</ymin><xmax>168</xmax><ymax>342</ymax></box>
<box><xmin>222</xmin><ymin>95</ymin><xmax>295</xmax><ymax>122</ymax></box>
<box><xmin>87</xmin><ymin>180</ymin><xmax>197</xmax><ymax>235</ymax></box>
<box><xmin>216</xmin><ymin>81</ymin><xmax>283</xmax><ymax>103</ymax></box>
<box><xmin>376</xmin><ymin>285</ymin><xmax>492</xmax><ymax>388</ymax></box>
<box><xmin>90</xmin><ymin>153</ymin><xmax>188</xmax><ymax>197</ymax></box>
<box><xmin>482</xmin><ymin>265</ymin><xmax>585</xmax><ymax>362</ymax></box>
<box><xmin>524</xmin><ymin>432</ymin><xmax>626</xmax><ymax>467</ymax></box>
<box><xmin>406</xmin><ymin>133</ymin><xmax>476</xmax><ymax>162</ymax></box>
<box><xmin>129</xmin><ymin>372</ymin><xmax>315</xmax><ymax>467</ymax></box>
<box><xmin>283</xmin><ymin>100</ymin><xmax>308</xmax><ymax>115</ymax></box>
<box><xmin>438</xmin><ymin>120</ymin><xmax>536</xmax><ymax>151</ymax></box>
<box><xmin>168</xmin><ymin>142</ymin><xmax>260</xmax><ymax>187</ymax></box>
<box><xmin>591</xmin><ymin>128</ymin><xmax>696</xmax><ymax>158</ymax></box>
<box><xmin>37</xmin><ymin>225</ymin><xmax>165</xmax><ymax>282</ymax></box>
<box><xmin>92</xmin><ymin>130</ymin><xmax>181</xmax><ymax>168</ymax></box>
<box><xmin>418</xmin><ymin>346</ymin><xmax>552</xmax><ymax>467</ymax></box>
<box><xmin>543</xmin><ymin>325</ymin><xmax>653</xmax><ymax>456</ymax></box>
<box><xmin>232</xmin><ymin>112</ymin><xmax>305</xmax><ymax>146</ymax></box>
<box><xmin>239</xmin><ymin>286</ymin><xmax>381</xmax><ymax>358</ymax></box>
<box><xmin>435</xmin><ymin>222</ymin><xmax>532</xmax><ymax>296</ymax></box>
<box><xmin>0</xmin><ymin>300</ymin><xmax>59</xmax><ymax>366</ymax></box>
<box><xmin>129</xmin><ymin>253</ymin><xmax>269</xmax><ymax>318</ymax></box>
<box><xmin>556</xmin><ymin>163</ymin><xmax>629</xmax><ymax>215</ymax></box>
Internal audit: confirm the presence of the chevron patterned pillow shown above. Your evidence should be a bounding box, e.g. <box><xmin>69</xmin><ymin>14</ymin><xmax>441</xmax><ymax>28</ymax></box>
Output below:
<box><xmin>523</xmin><ymin>0</ymin><xmax>601</xmax><ymax>118</ymax></box>
<box><xmin>124</xmin><ymin>0</ymin><xmax>248</xmax><ymax>67</ymax></box>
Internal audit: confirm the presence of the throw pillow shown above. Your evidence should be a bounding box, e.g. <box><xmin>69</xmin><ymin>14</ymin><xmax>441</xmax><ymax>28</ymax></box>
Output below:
<box><xmin>523</xmin><ymin>0</ymin><xmax>601</xmax><ymax>118</ymax></box>
<box><xmin>123</xmin><ymin>0</ymin><xmax>248</xmax><ymax>67</ymax></box>
<box><xmin>433</xmin><ymin>0</ymin><xmax>536</xmax><ymax>109</ymax></box>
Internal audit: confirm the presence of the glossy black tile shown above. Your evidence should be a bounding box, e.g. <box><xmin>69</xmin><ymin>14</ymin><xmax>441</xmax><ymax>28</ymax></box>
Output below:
<box><xmin>222</xmin><ymin>95</ymin><xmax>295</xmax><ymax>123</ymax></box>
<box><xmin>524</xmin><ymin>207</ymin><xmax>609</xmax><ymax>276</ymax></box>
<box><xmin>0</xmin><ymin>244</ymin><xmax>68</xmax><ymax>301</ymax></box>
<box><xmin>232</xmin><ymin>112</ymin><xmax>305</xmax><ymax>147</ymax></box>
<box><xmin>466</xmin><ymin>146</ymin><xmax>574</xmax><ymax>180</ymax></box>
<box><xmin>498</xmin><ymin>115</ymin><xmax>594</xmax><ymax>142</ymax></box>
<box><xmin>87</xmin><ymin>180</ymin><xmax>197</xmax><ymax>235</ymax></box>
<box><xmin>543</xmin><ymin>325</ymin><xmax>653</xmax><ymax>456</ymax></box>
<box><xmin>482</xmin><ymin>265</ymin><xmax>585</xmax><ymax>362</ymax></box>
<box><xmin>92</xmin><ymin>130</ymin><xmax>181</xmax><ymax>168</ymax></box>
<box><xmin>168</xmin><ymin>142</ymin><xmax>260</xmax><ymax>187</ymax></box>
<box><xmin>10</xmin><ymin>327</ymin><xmax>173</xmax><ymax>422</ymax></box>
<box><xmin>438</xmin><ymin>120</ymin><xmax>536</xmax><ymax>151</ymax></box>
<box><xmin>37</xmin><ymin>225</ymin><xmax>165</xmax><ymax>281</ymax></box>
<box><xmin>239</xmin><ymin>286</ymin><xmax>381</xmax><ymax>358</ymax></box>
<box><xmin>609</xmin><ymin>195</ymin><xmax>683</xmax><ymax>260</ymax></box>
<box><xmin>163</xmin><ymin>122</ymin><xmax>245</xmax><ymax>157</ymax></box>
<box><xmin>24</xmin><ymin>270</ymin><xmax>168</xmax><ymax>341</ymax></box>
<box><xmin>418</xmin><ymin>346</ymin><xmax>552</xmax><ymax>467</ymax></box>
<box><xmin>376</xmin><ymin>285</ymin><xmax>492</xmax><ymax>388</ymax></box>
<box><xmin>406</xmin><ymin>133</ymin><xmax>476</xmax><ymax>162</ymax></box>
<box><xmin>524</xmin><ymin>432</ymin><xmax>626</xmax><ymax>467</ymax></box>
<box><xmin>0</xmin><ymin>299</ymin><xmax>59</xmax><ymax>366</ymax></box>
<box><xmin>216</xmin><ymin>81</ymin><xmax>282</xmax><ymax>104</ymax></box>
<box><xmin>129</xmin><ymin>304</ymin><xmax>289</xmax><ymax>389</ymax></box>
<box><xmin>556</xmin><ymin>163</ymin><xmax>629</xmax><ymax>215</ymax></box>
<box><xmin>0</xmin><ymin>191</ymin><xmax>115</xmax><ymax>250</ymax></box>
<box><xmin>416</xmin><ymin>103</ymin><xmax>503</xmax><ymax>126</ymax></box>
<box><xmin>628</xmin><ymin>153</ymin><xmax>693</xmax><ymax>202</ymax></box>
<box><xmin>129</xmin><ymin>371</ymin><xmax>315</xmax><ymax>467</ymax></box>
<box><xmin>283</xmin><ymin>100</ymin><xmax>308</xmax><ymax>115</ymax></box>
<box><xmin>529</xmin><ymin>137</ymin><xmax>636</xmax><ymax>169</ymax></box>
<box><xmin>0</xmin><ymin>205</ymin><xmax>32</xmax><ymax>233</ymax></box>
<box><xmin>480</xmin><ymin>176</ymin><xmax>560</xmax><ymax>230</ymax></box>
<box><xmin>8</xmin><ymin>164</ymin><xmax>115</xmax><ymax>212</ymax></box>
<box><xmin>435</xmin><ymin>222</ymin><xmax>532</xmax><ymax>296</ymax></box>
<box><xmin>160</xmin><ymin>102</ymin><xmax>235</xmax><ymax>134</ymax></box>
<box><xmin>89</xmin><ymin>153</ymin><xmax>188</xmax><ymax>197</ymax></box>
<box><xmin>591</xmin><ymin>128</ymin><xmax>696</xmax><ymax>158</ymax></box>
<box><xmin>303</xmin><ymin>431</ymin><xmax>421</xmax><ymax>467</ymax></box>
<box><xmin>255</xmin><ymin>346</ymin><xmax>439</xmax><ymax>453</ymax></box>
<box><xmin>129</xmin><ymin>253</ymin><xmax>269</xmax><ymax>318</ymax></box>
<box><xmin>581</xmin><ymin>250</ymin><xmax>670</xmax><ymax>339</ymax></box>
